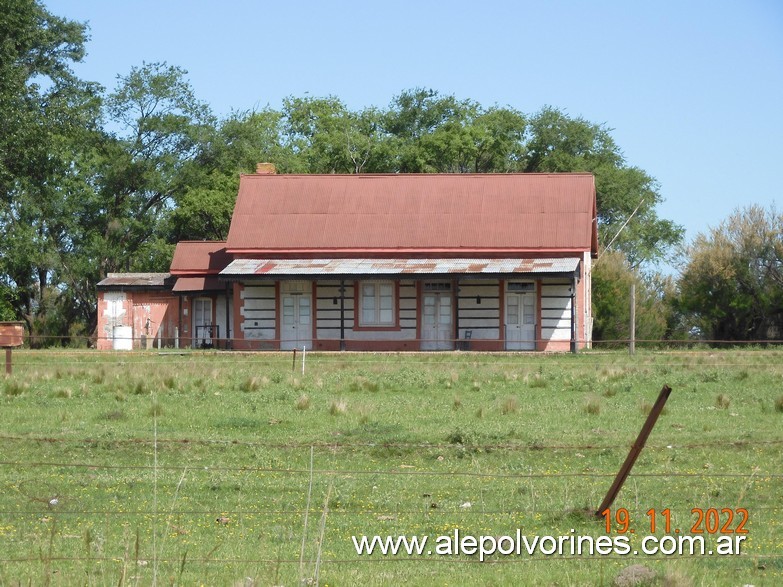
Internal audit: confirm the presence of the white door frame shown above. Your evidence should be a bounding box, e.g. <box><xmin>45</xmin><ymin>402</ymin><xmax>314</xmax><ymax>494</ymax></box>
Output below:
<box><xmin>280</xmin><ymin>281</ymin><xmax>312</xmax><ymax>350</ymax></box>
<box><xmin>505</xmin><ymin>283</ymin><xmax>536</xmax><ymax>351</ymax></box>
<box><xmin>421</xmin><ymin>285</ymin><xmax>454</xmax><ymax>351</ymax></box>
<box><xmin>193</xmin><ymin>297</ymin><xmax>213</xmax><ymax>348</ymax></box>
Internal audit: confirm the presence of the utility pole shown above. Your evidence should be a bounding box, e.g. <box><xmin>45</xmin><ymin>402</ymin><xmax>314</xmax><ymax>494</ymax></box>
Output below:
<box><xmin>630</xmin><ymin>280</ymin><xmax>636</xmax><ymax>355</ymax></box>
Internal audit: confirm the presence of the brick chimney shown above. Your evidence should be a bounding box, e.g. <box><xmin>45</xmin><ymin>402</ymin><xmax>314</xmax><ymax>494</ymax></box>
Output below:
<box><xmin>256</xmin><ymin>162</ymin><xmax>277</xmax><ymax>174</ymax></box>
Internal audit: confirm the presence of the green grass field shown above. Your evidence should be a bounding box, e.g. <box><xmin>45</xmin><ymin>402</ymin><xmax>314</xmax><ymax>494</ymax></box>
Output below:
<box><xmin>1</xmin><ymin>349</ymin><xmax>782</xmax><ymax>586</ymax></box>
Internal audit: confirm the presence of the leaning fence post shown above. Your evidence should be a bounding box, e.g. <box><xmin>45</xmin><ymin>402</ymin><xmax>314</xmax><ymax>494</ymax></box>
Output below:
<box><xmin>595</xmin><ymin>384</ymin><xmax>672</xmax><ymax>517</ymax></box>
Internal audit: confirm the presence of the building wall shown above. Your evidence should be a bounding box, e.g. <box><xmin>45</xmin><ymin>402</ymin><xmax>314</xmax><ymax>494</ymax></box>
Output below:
<box><xmin>237</xmin><ymin>283</ymin><xmax>277</xmax><ymax>349</ymax></box>
<box><xmin>539</xmin><ymin>281</ymin><xmax>573</xmax><ymax>352</ymax></box>
<box><xmin>232</xmin><ymin>275</ymin><xmax>589</xmax><ymax>352</ymax></box>
<box><xmin>457</xmin><ymin>280</ymin><xmax>501</xmax><ymax>343</ymax></box>
<box><xmin>96</xmin><ymin>290</ymin><xmax>179</xmax><ymax>350</ymax></box>
<box><xmin>582</xmin><ymin>251</ymin><xmax>593</xmax><ymax>348</ymax></box>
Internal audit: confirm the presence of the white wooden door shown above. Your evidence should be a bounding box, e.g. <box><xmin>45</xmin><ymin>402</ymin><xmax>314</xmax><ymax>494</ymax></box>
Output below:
<box><xmin>421</xmin><ymin>292</ymin><xmax>453</xmax><ymax>350</ymax></box>
<box><xmin>193</xmin><ymin>298</ymin><xmax>213</xmax><ymax>347</ymax></box>
<box><xmin>505</xmin><ymin>292</ymin><xmax>536</xmax><ymax>350</ymax></box>
<box><xmin>280</xmin><ymin>282</ymin><xmax>312</xmax><ymax>350</ymax></box>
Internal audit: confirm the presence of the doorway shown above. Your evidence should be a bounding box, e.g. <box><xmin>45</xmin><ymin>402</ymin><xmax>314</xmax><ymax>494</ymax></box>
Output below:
<box><xmin>421</xmin><ymin>283</ymin><xmax>453</xmax><ymax>350</ymax></box>
<box><xmin>280</xmin><ymin>281</ymin><xmax>312</xmax><ymax>350</ymax></box>
<box><xmin>505</xmin><ymin>284</ymin><xmax>536</xmax><ymax>350</ymax></box>
<box><xmin>193</xmin><ymin>298</ymin><xmax>213</xmax><ymax>348</ymax></box>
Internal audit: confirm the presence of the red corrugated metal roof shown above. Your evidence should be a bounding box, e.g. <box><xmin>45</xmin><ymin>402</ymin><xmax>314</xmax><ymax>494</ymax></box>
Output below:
<box><xmin>170</xmin><ymin>242</ymin><xmax>230</xmax><ymax>275</ymax></box>
<box><xmin>171</xmin><ymin>276</ymin><xmax>224</xmax><ymax>292</ymax></box>
<box><xmin>225</xmin><ymin>174</ymin><xmax>597</xmax><ymax>255</ymax></box>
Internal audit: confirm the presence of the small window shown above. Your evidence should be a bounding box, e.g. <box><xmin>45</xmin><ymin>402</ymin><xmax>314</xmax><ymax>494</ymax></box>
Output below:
<box><xmin>423</xmin><ymin>282</ymin><xmax>451</xmax><ymax>292</ymax></box>
<box><xmin>360</xmin><ymin>281</ymin><xmax>396</xmax><ymax>326</ymax></box>
<box><xmin>508</xmin><ymin>282</ymin><xmax>535</xmax><ymax>292</ymax></box>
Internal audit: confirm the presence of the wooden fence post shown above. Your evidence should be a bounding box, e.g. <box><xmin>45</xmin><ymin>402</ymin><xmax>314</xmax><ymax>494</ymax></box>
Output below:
<box><xmin>595</xmin><ymin>384</ymin><xmax>672</xmax><ymax>516</ymax></box>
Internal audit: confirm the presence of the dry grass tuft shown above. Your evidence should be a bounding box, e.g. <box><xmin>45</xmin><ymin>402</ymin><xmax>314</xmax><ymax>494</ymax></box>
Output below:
<box><xmin>240</xmin><ymin>376</ymin><xmax>260</xmax><ymax>393</ymax></box>
<box><xmin>356</xmin><ymin>403</ymin><xmax>372</xmax><ymax>424</ymax></box>
<box><xmin>131</xmin><ymin>381</ymin><xmax>147</xmax><ymax>395</ymax></box>
<box><xmin>500</xmin><ymin>396</ymin><xmax>518</xmax><ymax>415</ymax></box>
<box><xmin>329</xmin><ymin>399</ymin><xmax>348</xmax><ymax>416</ymax></box>
<box><xmin>584</xmin><ymin>394</ymin><xmax>601</xmax><ymax>415</ymax></box>
<box><xmin>3</xmin><ymin>380</ymin><xmax>28</xmax><ymax>396</ymax></box>
<box><xmin>295</xmin><ymin>394</ymin><xmax>311</xmax><ymax>410</ymax></box>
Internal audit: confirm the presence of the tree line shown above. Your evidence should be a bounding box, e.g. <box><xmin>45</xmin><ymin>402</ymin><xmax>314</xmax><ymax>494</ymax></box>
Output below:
<box><xmin>1</xmin><ymin>1</ymin><xmax>780</xmax><ymax>345</ymax></box>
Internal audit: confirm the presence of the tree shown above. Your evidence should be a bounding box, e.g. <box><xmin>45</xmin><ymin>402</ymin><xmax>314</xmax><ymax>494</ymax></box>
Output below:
<box><xmin>591</xmin><ymin>251</ymin><xmax>682</xmax><ymax>346</ymax></box>
<box><xmin>95</xmin><ymin>62</ymin><xmax>215</xmax><ymax>275</ymax></box>
<box><xmin>0</xmin><ymin>0</ymin><xmax>94</xmax><ymax>199</ymax></box>
<box><xmin>414</xmin><ymin>104</ymin><xmax>527</xmax><ymax>173</ymax></box>
<box><xmin>383</xmin><ymin>89</ymin><xmax>527</xmax><ymax>173</ymax></box>
<box><xmin>280</xmin><ymin>96</ymin><xmax>392</xmax><ymax>173</ymax></box>
<box><xmin>678</xmin><ymin>205</ymin><xmax>783</xmax><ymax>341</ymax></box>
<box><xmin>168</xmin><ymin>107</ymin><xmax>302</xmax><ymax>241</ymax></box>
<box><xmin>0</xmin><ymin>0</ymin><xmax>102</xmax><ymax>341</ymax></box>
<box><xmin>524</xmin><ymin>107</ymin><xmax>683</xmax><ymax>266</ymax></box>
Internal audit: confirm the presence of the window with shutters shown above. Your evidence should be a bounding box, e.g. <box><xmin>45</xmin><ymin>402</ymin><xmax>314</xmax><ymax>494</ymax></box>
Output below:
<box><xmin>359</xmin><ymin>281</ymin><xmax>396</xmax><ymax>326</ymax></box>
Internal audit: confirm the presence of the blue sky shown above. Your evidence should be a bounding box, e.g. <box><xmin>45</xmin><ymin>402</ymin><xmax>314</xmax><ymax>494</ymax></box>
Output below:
<box><xmin>48</xmin><ymin>0</ymin><xmax>782</xmax><ymax>259</ymax></box>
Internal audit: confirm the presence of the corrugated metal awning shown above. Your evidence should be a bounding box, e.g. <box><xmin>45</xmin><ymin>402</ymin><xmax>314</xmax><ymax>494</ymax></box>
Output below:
<box><xmin>172</xmin><ymin>276</ymin><xmax>224</xmax><ymax>292</ymax></box>
<box><xmin>97</xmin><ymin>273</ymin><xmax>172</xmax><ymax>289</ymax></box>
<box><xmin>221</xmin><ymin>257</ymin><xmax>580</xmax><ymax>278</ymax></box>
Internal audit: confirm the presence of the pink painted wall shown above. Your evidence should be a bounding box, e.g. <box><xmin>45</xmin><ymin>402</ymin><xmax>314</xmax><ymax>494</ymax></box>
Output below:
<box><xmin>97</xmin><ymin>290</ymin><xmax>180</xmax><ymax>350</ymax></box>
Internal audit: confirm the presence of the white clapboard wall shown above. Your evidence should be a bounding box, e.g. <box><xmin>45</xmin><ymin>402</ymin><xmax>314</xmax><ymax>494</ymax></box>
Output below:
<box><xmin>456</xmin><ymin>279</ymin><xmax>500</xmax><ymax>340</ymax></box>
<box><xmin>540</xmin><ymin>281</ymin><xmax>572</xmax><ymax>341</ymax></box>
<box><xmin>241</xmin><ymin>284</ymin><xmax>276</xmax><ymax>341</ymax></box>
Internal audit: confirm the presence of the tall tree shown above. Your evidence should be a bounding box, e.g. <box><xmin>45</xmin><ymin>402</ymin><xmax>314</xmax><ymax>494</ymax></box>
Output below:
<box><xmin>0</xmin><ymin>0</ymin><xmax>102</xmax><ymax>340</ymax></box>
<box><xmin>281</xmin><ymin>96</ymin><xmax>391</xmax><ymax>173</ymax></box>
<box><xmin>96</xmin><ymin>62</ymin><xmax>215</xmax><ymax>274</ymax></box>
<box><xmin>524</xmin><ymin>107</ymin><xmax>683</xmax><ymax>266</ymax></box>
<box><xmin>592</xmin><ymin>251</ymin><xmax>683</xmax><ymax>345</ymax></box>
<box><xmin>0</xmin><ymin>0</ymin><xmax>94</xmax><ymax>198</ymax></box>
<box><xmin>678</xmin><ymin>205</ymin><xmax>783</xmax><ymax>341</ymax></box>
<box><xmin>168</xmin><ymin>108</ymin><xmax>300</xmax><ymax>241</ymax></box>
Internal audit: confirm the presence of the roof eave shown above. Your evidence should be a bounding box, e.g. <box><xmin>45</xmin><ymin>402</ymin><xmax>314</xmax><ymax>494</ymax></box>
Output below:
<box><xmin>225</xmin><ymin>247</ymin><xmax>591</xmax><ymax>255</ymax></box>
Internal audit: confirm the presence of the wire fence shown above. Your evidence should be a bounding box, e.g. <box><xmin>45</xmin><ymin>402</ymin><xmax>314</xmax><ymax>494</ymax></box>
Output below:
<box><xmin>10</xmin><ymin>331</ymin><xmax>783</xmax><ymax>350</ymax></box>
<box><xmin>1</xmin><ymin>438</ymin><xmax>780</xmax><ymax>580</ymax></box>
<box><xmin>3</xmin><ymin>433</ymin><xmax>782</xmax><ymax>451</ymax></box>
<box><xmin>1</xmin><ymin>347</ymin><xmax>781</xmax><ymax>582</ymax></box>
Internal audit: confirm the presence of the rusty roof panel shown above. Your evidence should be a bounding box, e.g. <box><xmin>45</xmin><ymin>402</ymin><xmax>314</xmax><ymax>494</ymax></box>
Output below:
<box><xmin>97</xmin><ymin>273</ymin><xmax>172</xmax><ymax>288</ymax></box>
<box><xmin>221</xmin><ymin>257</ymin><xmax>580</xmax><ymax>277</ymax></box>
